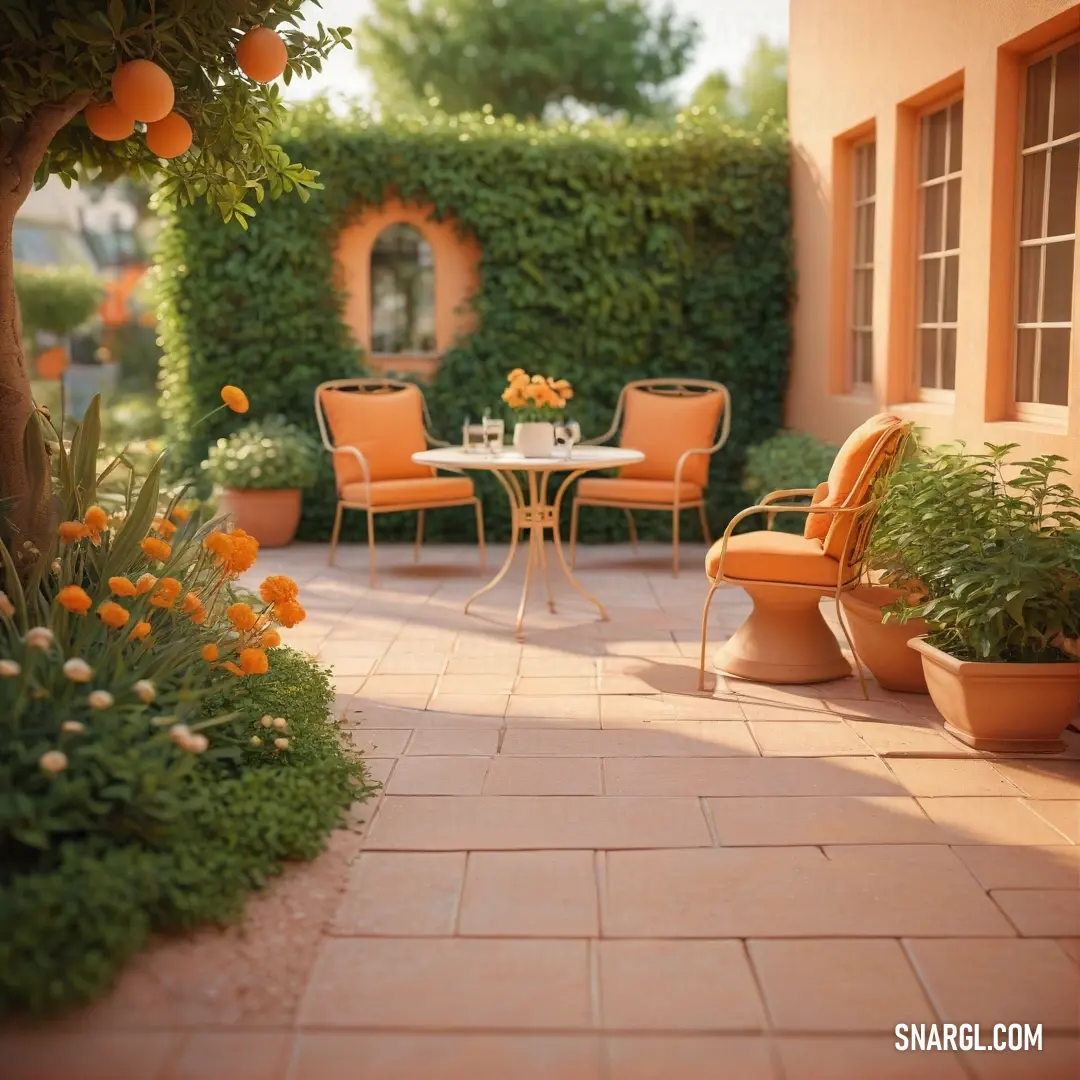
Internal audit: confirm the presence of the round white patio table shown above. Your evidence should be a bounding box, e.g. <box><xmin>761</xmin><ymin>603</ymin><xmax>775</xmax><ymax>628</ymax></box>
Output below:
<box><xmin>412</xmin><ymin>445</ymin><xmax>645</xmax><ymax>640</ymax></box>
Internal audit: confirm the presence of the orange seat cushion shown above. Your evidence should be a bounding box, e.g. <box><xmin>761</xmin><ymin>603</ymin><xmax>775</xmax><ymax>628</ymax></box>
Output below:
<box><xmin>804</xmin><ymin>413</ymin><xmax>904</xmax><ymax>549</ymax></box>
<box><xmin>575</xmin><ymin>477</ymin><xmax>703</xmax><ymax>505</ymax></box>
<box><xmin>340</xmin><ymin>477</ymin><xmax>474</xmax><ymax>507</ymax></box>
<box><xmin>706</xmin><ymin>530</ymin><xmax>845</xmax><ymax>589</ymax></box>
<box><xmin>319</xmin><ymin>385</ymin><xmax>432</xmax><ymax>490</ymax></box>
<box><xmin>618</xmin><ymin>387</ymin><xmax>725</xmax><ymax>487</ymax></box>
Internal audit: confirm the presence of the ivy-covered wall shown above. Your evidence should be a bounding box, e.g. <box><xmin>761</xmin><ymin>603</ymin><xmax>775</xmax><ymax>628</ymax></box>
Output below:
<box><xmin>157</xmin><ymin>107</ymin><xmax>792</xmax><ymax>542</ymax></box>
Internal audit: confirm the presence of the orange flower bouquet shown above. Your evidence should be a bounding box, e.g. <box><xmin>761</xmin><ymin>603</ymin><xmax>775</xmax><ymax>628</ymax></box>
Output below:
<box><xmin>501</xmin><ymin>369</ymin><xmax>573</xmax><ymax>423</ymax></box>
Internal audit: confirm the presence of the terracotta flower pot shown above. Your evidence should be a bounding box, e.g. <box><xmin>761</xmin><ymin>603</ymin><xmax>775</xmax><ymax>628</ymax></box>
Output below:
<box><xmin>909</xmin><ymin>636</ymin><xmax>1080</xmax><ymax>753</ymax></box>
<box><xmin>840</xmin><ymin>584</ymin><xmax>929</xmax><ymax>693</ymax></box>
<box><xmin>218</xmin><ymin>489</ymin><xmax>302</xmax><ymax>548</ymax></box>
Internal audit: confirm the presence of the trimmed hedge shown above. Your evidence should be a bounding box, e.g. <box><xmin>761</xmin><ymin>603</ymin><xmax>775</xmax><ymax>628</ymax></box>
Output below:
<box><xmin>0</xmin><ymin>649</ymin><xmax>372</xmax><ymax>1016</ymax></box>
<box><xmin>157</xmin><ymin>106</ymin><xmax>792</xmax><ymax>542</ymax></box>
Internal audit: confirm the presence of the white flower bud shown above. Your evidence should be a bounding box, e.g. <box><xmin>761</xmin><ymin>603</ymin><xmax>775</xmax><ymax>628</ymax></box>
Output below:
<box><xmin>274</xmin><ymin>737</ymin><xmax>289</xmax><ymax>750</ymax></box>
<box><xmin>260</xmin><ymin>714</ymin><xmax>274</xmax><ymax>727</ymax></box>
<box><xmin>88</xmin><ymin>690</ymin><xmax>114</xmax><ymax>710</ymax></box>
<box><xmin>61</xmin><ymin>720</ymin><xmax>86</xmax><ymax>734</ymax></box>
<box><xmin>63</xmin><ymin>658</ymin><xmax>93</xmax><ymax>682</ymax></box>
<box><xmin>40</xmin><ymin>750</ymin><xmax>68</xmax><ymax>774</ymax></box>
<box><xmin>169</xmin><ymin>723</ymin><xmax>192</xmax><ymax>746</ymax></box>
<box><xmin>250</xmin><ymin>735</ymin><xmax>262</xmax><ymax>746</ymax></box>
<box><xmin>25</xmin><ymin>626</ymin><xmax>54</xmax><ymax>650</ymax></box>
<box><xmin>0</xmin><ymin>659</ymin><xmax>21</xmax><ymax>677</ymax></box>
<box><xmin>272</xmin><ymin>716</ymin><xmax>287</xmax><ymax>729</ymax></box>
<box><xmin>134</xmin><ymin>679</ymin><xmax>156</xmax><ymax>703</ymax></box>
<box><xmin>51</xmin><ymin>559</ymin><xmax>62</xmax><ymax>575</ymax></box>
<box><xmin>187</xmin><ymin>733</ymin><xmax>209</xmax><ymax>753</ymax></box>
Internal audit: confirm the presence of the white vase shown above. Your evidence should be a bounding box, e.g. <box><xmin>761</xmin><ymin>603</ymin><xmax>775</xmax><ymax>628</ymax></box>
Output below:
<box><xmin>513</xmin><ymin>421</ymin><xmax>556</xmax><ymax>458</ymax></box>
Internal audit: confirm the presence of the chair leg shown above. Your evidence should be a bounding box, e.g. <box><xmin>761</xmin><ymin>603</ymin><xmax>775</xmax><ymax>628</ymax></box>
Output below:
<box><xmin>329</xmin><ymin>503</ymin><xmax>344</xmax><ymax>566</ymax></box>
<box><xmin>672</xmin><ymin>507</ymin><xmax>681</xmax><ymax>578</ymax></box>
<box><xmin>697</xmin><ymin>502</ymin><xmax>712</xmax><ymax>546</ymax></box>
<box><xmin>698</xmin><ymin>579</ymin><xmax>721</xmax><ymax>691</ymax></box>
<box><xmin>474</xmin><ymin>499</ymin><xmax>486</xmax><ymax>570</ymax></box>
<box><xmin>366</xmin><ymin>510</ymin><xmax>377</xmax><ymax>588</ymax></box>
<box><xmin>569</xmin><ymin>498</ymin><xmax>581</xmax><ymax>568</ymax></box>
<box><xmin>414</xmin><ymin>509</ymin><xmax>425</xmax><ymax>564</ymax></box>
<box><xmin>624</xmin><ymin>509</ymin><xmax>639</xmax><ymax>552</ymax></box>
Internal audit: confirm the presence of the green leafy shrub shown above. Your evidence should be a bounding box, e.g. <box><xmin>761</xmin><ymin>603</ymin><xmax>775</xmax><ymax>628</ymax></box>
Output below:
<box><xmin>157</xmin><ymin>106</ymin><xmax>792</xmax><ymax>542</ymax></box>
<box><xmin>741</xmin><ymin>430</ymin><xmax>838</xmax><ymax>533</ymax></box>
<box><xmin>202</xmin><ymin>415</ymin><xmax>321</xmax><ymax>491</ymax></box>
<box><xmin>14</xmin><ymin>263</ymin><xmax>104</xmax><ymax>339</ymax></box>
<box><xmin>869</xmin><ymin>443</ymin><xmax>1080</xmax><ymax>662</ymax></box>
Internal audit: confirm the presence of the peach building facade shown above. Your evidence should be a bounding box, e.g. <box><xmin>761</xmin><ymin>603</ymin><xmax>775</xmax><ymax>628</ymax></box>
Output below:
<box><xmin>788</xmin><ymin>0</ymin><xmax>1080</xmax><ymax>469</ymax></box>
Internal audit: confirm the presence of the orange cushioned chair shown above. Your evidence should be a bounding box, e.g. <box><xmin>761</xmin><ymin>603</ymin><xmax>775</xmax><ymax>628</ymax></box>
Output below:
<box><xmin>569</xmin><ymin>378</ymin><xmax>732</xmax><ymax>577</ymax></box>
<box><xmin>315</xmin><ymin>379</ymin><xmax>485</xmax><ymax>586</ymax></box>
<box><xmin>698</xmin><ymin>413</ymin><xmax>912</xmax><ymax>692</ymax></box>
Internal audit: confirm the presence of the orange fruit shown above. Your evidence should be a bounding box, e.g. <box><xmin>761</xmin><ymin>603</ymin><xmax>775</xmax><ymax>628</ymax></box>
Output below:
<box><xmin>112</xmin><ymin>59</ymin><xmax>174</xmax><ymax>123</ymax></box>
<box><xmin>34</xmin><ymin>346</ymin><xmax>69</xmax><ymax>381</ymax></box>
<box><xmin>84</xmin><ymin>101</ymin><xmax>135</xmax><ymax>141</ymax></box>
<box><xmin>145</xmin><ymin>112</ymin><xmax>192</xmax><ymax>158</ymax></box>
<box><xmin>236</xmin><ymin>27</ymin><xmax>288</xmax><ymax>82</ymax></box>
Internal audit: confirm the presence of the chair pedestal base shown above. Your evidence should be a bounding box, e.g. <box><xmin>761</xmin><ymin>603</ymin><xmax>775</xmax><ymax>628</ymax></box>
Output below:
<box><xmin>714</xmin><ymin>585</ymin><xmax>852</xmax><ymax>684</ymax></box>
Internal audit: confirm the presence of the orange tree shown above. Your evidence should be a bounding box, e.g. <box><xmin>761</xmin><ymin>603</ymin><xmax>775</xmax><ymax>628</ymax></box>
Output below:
<box><xmin>0</xmin><ymin>0</ymin><xmax>349</xmax><ymax>559</ymax></box>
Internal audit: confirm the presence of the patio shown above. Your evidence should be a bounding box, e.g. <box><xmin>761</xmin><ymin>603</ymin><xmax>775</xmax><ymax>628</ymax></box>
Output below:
<box><xmin>7</xmin><ymin>541</ymin><xmax>1080</xmax><ymax>1079</ymax></box>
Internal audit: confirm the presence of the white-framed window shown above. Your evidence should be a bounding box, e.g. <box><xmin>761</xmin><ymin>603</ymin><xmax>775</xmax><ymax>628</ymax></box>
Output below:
<box><xmin>850</xmin><ymin>140</ymin><xmax>876</xmax><ymax>389</ymax></box>
<box><xmin>1014</xmin><ymin>37</ymin><xmax>1079</xmax><ymax>413</ymax></box>
<box><xmin>915</xmin><ymin>99</ymin><xmax>963</xmax><ymax>395</ymax></box>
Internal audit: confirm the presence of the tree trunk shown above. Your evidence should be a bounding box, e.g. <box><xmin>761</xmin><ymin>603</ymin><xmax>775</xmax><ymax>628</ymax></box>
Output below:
<box><xmin>0</xmin><ymin>93</ymin><xmax>90</xmax><ymax>560</ymax></box>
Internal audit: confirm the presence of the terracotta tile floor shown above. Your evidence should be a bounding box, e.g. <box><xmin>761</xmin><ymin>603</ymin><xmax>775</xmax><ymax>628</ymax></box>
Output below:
<box><xmin>6</xmin><ymin>543</ymin><xmax>1080</xmax><ymax>1079</ymax></box>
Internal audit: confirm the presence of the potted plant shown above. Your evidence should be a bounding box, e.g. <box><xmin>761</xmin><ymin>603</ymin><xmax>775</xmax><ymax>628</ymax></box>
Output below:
<box><xmin>501</xmin><ymin>368</ymin><xmax>574</xmax><ymax>457</ymax></box>
<box><xmin>840</xmin><ymin>432</ymin><xmax>930</xmax><ymax>693</ymax></box>
<box><xmin>202</xmin><ymin>416</ymin><xmax>319</xmax><ymax>547</ymax></box>
<box><xmin>875</xmin><ymin>442</ymin><xmax>1080</xmax><ymax>752</ymax></box>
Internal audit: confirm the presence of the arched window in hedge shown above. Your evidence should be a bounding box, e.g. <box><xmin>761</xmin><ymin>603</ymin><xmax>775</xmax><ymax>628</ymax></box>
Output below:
<box><xmin>370</xmin><ymin>224</ymin><xmax>436</xmax><ymax>353</ymax></box>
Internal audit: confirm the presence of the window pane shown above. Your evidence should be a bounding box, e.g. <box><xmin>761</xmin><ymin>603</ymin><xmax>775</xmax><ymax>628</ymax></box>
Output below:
<box><xmin>920</xmin><ymin>257</ymin><xmax>941</xmax><ymax>322</ymax></box>
<box><xmin>1042</xmin><ymin>239</ymin><xmax>1075</xmax><ymax>323</ymax></box>
<box><xmin>922</xmin><ymin>183</ymin><xmax>944</xmax><ymax>253</ymax></box>
<box><xmin>853</xmin><ymin>268</ymin><xmax>873</xmax><ymax>325</ymax></box>
<box><xmin>854</xmin><ymin>145</ymin><xmax>872</xmax><ymax>200</ymax></box>
<box><xmin>940</xmin><ymin>327</ymin><xmax>957</xmax><ymax>389</ymax></box>
<box><xmin>1039</xmin><ymin>327</ymin><xmax>1071</xmax><ymax>404</ymax></box>
<box><xmin>370</xmin><ymin>224</ymin><xmax>437</xmax><ymax>354</ymax></box>
<box><xmin>853</xmin><ymin>330</ymin><xmax>873</xmax><ymax>384</ymax></box>
<box><xmin>1053</xmin><ymin>44</ymin><xmax>1080</xmax><ymax>139</ymax></box>
<box><xmin>919</xmin><ymin>328</ymin><xmax>938</xmax><ymax>387</ymax></box>
<box><xmin>1015</xmin><ymin>328</ymin><xmax>1037</xmax><ymax>401</ymax></box>
<box><xmin>1020</xmin><ymin>151</ymin><xmax>1047</xmax><ymax>240</ymax></box>
<box><xmin>942</xmin><ymin>255</ymin><xmax>959</xmax><ymax>323</ymax></box>
<box><xmin>1024</xmin><ymin>57</ymin><xmax>1053</xmax><ymax>148</ymax></box>
<box><xmin>1018</xmin><ymin>245</ymin><xmax>1042</xmax><ymax>323</ymax></box>
<box><xmin>945</xmin><ymin>178</ymin><xmax>962</xmax><ymax>250</ymax></box>
<box><xmin>864</xmin><ymin>143</ymin><xmax>876</xmax><ymax>197</ymax></box>
<box><xmin>1046</xmin><ymin>141</ymin><xmax>1079</xmax><ymax>237</ymax></box>
<box><xmin>949</xmin><ymin>100</ymin><xmax>964</xmax><ymax>172</ymax></box>
<box><xmin>922</xmin><ymin>108</ymin><xmax>949</xmax><ymax>181</ymax></box>
<box><xmin>856</xmin><ymin>204</ymin><xmax>875</xmax><ymax>264</ymax></box>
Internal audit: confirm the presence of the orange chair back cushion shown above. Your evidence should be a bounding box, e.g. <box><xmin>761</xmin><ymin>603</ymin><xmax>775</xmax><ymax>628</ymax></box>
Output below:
<box><xmin>804</xmin><ymin>412</ymin><xmax>904</xmax><ymax>556</ymax></box>
<box><xmin>319</xmin><ymin>386</ymin><xmax>432</xmax><ymax>489</ymax></box>
<box><xmin>618</xmin><ymin>387</ymin><xmax>725</xmax><ymax>487</ymax></box>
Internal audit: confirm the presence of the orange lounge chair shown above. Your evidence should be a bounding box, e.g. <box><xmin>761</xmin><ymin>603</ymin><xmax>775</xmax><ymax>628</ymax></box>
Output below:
<box><xmin>569</xmin><ymin>378</ymin><xmax>732</xmax><ymax>577</ymax></box>
<box><xmin>315</xmin><ymin>378</ymin><xmax>485</xmax><ymax>586</ymax></box>
<box><xmin>697</xmin><ymin>413</ymin><xmax>912</xmax><ymax>691</ymax></box>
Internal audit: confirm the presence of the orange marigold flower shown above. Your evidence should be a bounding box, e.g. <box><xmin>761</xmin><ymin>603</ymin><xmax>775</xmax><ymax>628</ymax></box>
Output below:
<box><xmin>240</xmin><ymin>647</ymin><xmax>269</xmax><ymax>675</ymax></box>
<box><xmin>97</xmin><ymin>601</ymin><xmax>130</xmax><ymax>629</ymax></box>
<box><xmin>225</xmin><ymin>528</ymin><xmax>259</xmax><ymax>574</ymax></box>
<box><xmin>259</xmin><ymin>575</ymin><xmax>299</xmax><ymax>605</ymax></box>
<box><xmin>83</xmin><ymin>505</ymin><xmax>108</xmax><ymax>532</ymax></box>
<box><xmin>189</xmin><ymin>605</ymin><xmax>207</xmax><ymax>625</ymax></box>
<box><xmin>221</xmin><ymin>660</ymin><xmax>245</xmax><ymax>676</ymax></box>
<box><xmin>227</xmin><ymin>602</ymin><xmax>258</xmax><ymax>631</ymax></box>
<box><xmin>140</xmin><ymin>536</ymin><xmax>172</xmax><ymax>562</ymax></box>
<box><xmin>170</xmin><ymin>505</ymin><xmax>191</xmax><ymax>523</ymax></box>
<box><xmin>272</xmin><ymin>600</ymin><xmax>306</xmax><ymax>628</ymax></box>
<box><xmin>200</xmin><ymin>643</ymin><xmax>219</xmax><ymax>662</ymax></box>
<box><xmin>203</xmin><ymin>531</ymin><xmax>234</xmax><ymax>561</ymax></box>
<box><xmin>181</xmin><ymin>591</ymin><xmax>202</xmax><ymax>614</ymax></box>
<box><xmin>221</xmin><ymin>385</ymin><xmax>249</xmax><ymax>413</ymax></box>
<box><xmin>149</xmin><ymin>577</ymin><xmax>182</xmax><ymax>609</ymax></box>
<box><xmin>58</xmin><ymin>521</ymin><xmax>90</xmax><ymax>543</ymax></box>
<box><xmin>128</xmin><ymin>619</ymin><xmax>152</xmax><ymax>642</ymax></box>
<box><xmin>135</xmin><ymin>573</ymin><xmax>157</xmax><ymax>595</ymax></box>
<box><xmin>152</xmin><ymin>516</ymin><xmax>178</xmax><ymax>539</ymax></box>
<box><xmin>108</xmin><ymin>575</ymin><xmax>138</xmax><ymax>597</ymax></box>
<box><xmin>56</xmin><ymin>585</ymin><xmax>92</xmax><ymax>615</ymax></box>
<box><xmin>260</xmin><ymin>628</ymin><xmax>281</xmax><ymax>648</ymax></box>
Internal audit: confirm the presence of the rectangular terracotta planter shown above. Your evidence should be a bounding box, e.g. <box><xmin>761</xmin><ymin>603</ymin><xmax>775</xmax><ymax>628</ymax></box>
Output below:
<box><xmin>909</xmin><ymin>636</ymin><xmax>1080</xmax><ymax>754</ymax></box>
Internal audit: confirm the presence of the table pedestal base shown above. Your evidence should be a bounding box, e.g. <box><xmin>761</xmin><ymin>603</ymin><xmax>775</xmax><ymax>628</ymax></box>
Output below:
<box><xmin>464</xmin><ymin>467</ymin><xmax>609</xmax><ymax>640</ymax></box>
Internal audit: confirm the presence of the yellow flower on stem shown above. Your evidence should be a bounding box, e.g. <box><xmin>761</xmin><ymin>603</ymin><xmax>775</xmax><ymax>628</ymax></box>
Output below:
<box><xmin>109</xmin><ymin>576</ymin><xmax>138</xmax><ymax>597</ymax></box>
<box><xmin>152</xmin><ymin>517</ymin><xmax>178</xmax><ymax>539</ymax></box>
<box><xmin>203</xmin><ymin>531</ymin><xmax>234</xmax><ymax>562</ymax></box>
<box><xmin>58</xmin><ymin>521</ymin><xmax>90</xmax><ymax>543</ymax></box>
<box><xmin>97</xmin><ymin>601</ymin><xmax>130</xmax><ymax>629</ymax></box>
<box><xmin>170</xmin><ymin>505</ymin><xmax>191</xmax><ymax>523</ymax></box>
<box><xmin>181</xmin><ymin>591</ymin><xmax>202</xmax><ymax>615</ymax></box>
<box><xmin>141</xmin><ymin>536</ymin><xmax>172</xmax><ymax>562</ymax></box>
<box><xmin>128</xmin><ymin>620</ymin><xmax>152</xmax><ymax>642</ymax></box>
<box><xmin>258</xmin><ymin>575</ymin><xmax>299</xmax><ymax>605</ymax></box>
<box><xmin>240</xmin><ymin>647</ymin><xmax>268</xmax><ymax>675</ymax></box>
<box><xmin>149</xmin><ymin>577</ymin><xmax>182</xmax><ymax>609</ymax></box>
<box><xmin>83</xmin><ymin>506</ymin><xmax>108</xmax><ymax>536</ymax></box>
<box><xmin>272</xmin><ymin>600</ymin><xmax>306</xmax><ymax>628</ymax></box>
<box><xmin>260</xmin><ymin>628</ymin><xmax>281</xmax><ymax>648</ymax></box>
<box><xmin>135</xmin><ymin>573</ymin><xmax>157</xmax><ymax>595</ymax></box>
<box><xmin>224</xmin><ymin>529</ymin><xmax>259</xmax><ymax>574</ymax></box>
<box><xmin>200</xmin><ymin>643</ymin><xmax>219</xmax><ymax>662</ymax></box>
<box><xmin>221</xmin><ymin>385</ymin><xmax>249</xmax><ymax>413</ymax></box>
<box><xmin>57</xmin><ymin>585</ymin><xmax>92</xmax><ymax>615</ymax></box>
<box><xmin>227</xmin><ymin>602</ymin><xmax>258</xmax><ymax>631</ymax></box>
